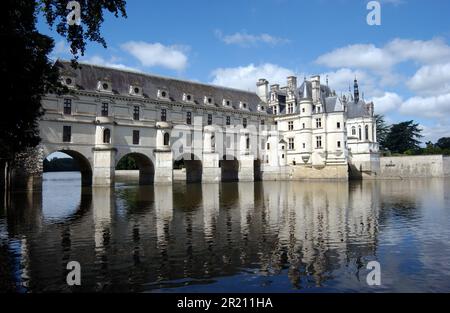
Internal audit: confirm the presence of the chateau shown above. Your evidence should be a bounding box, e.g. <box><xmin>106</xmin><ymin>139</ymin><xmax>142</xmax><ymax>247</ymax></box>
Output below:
<box><xmin>12</xmin><ymin>60</ymin><xmax>380</xmax><ymax>189</ymax></box>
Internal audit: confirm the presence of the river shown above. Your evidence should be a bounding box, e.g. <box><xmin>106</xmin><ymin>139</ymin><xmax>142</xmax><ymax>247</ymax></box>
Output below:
<box><xmin>0</xmin><ymin>172</ymin><xmax>449</xmax><ymax>292</ymax></box>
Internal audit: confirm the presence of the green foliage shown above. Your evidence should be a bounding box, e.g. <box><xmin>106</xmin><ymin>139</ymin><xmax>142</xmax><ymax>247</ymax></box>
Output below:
<box><xmin>43</xmin><ymin>157</ymin><xmax>79</xmax><ymax>172</ymax></box>
<box><xmin>436</xmin><ymin>137</ymin><xmax>450</xmax><ymax>150</ymax></box>
<box><xmin>384</xmin><ymin>121</ymin><xmax>423</xmax><ymax>154</ymax></box>
<box><xmin>375</xmin><ymin>114</ymin><xmax>390</xmax><ymax>150</ymax></box>
<box><xmin>1</xmin><ymin>0</ymin><xmax>127</xmax><ymax>167</ymax></box>
<box><xmin>116</xmin><ymin>155</ymin><xmax>138</xmax><ymax>170</ymax></box>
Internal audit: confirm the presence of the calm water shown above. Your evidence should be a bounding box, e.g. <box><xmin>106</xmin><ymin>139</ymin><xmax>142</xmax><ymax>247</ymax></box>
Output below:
<box><xmin>1</xmin><ymin>172</ymin><xmax>450</xmax><ymax>293</ymax></box>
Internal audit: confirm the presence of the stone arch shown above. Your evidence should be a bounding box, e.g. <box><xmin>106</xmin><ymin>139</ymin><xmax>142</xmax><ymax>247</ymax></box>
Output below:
<box><xmin>220</xmin><ymin>155</ymin><xmax>239</xmax><ymax>182</ymax></box>
<box><xmin>254</xmin><ymin>158</ymin><xmax>262</xmax><ymax>181</ymax></box>
<box><xmin>174</xmin><ymin>153</ymin><xmax>202</xmax><ymax>183</ymax></box>
<box><xmin>116</xmin><ymin>152</ymin><xmax>154</xmax><ymax>185</ymax></box>
<box><xmin>44</xmin><ymin>149</ymin><xmax>93</xmax><ymax>187</ymax></box>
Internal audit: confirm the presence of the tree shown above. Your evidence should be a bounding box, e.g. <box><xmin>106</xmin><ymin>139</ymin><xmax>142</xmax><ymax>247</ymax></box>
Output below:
<box><xmin>1</xmin><ymin>0</ymin><xmax>127</xmax><ymax>189</ymax></box>
<box><xmin>436</xmin><ymin>137</ymin><xmax>450</xmax><ymax>150</ymax></box>
<box><xmin>384</xmin><ymin>121</ymin><xmax>423</xmax><ymax>154</ymax></box>
<box><xmin>375</xmin><ymin>114</ymin><xmax>390</xmax><ymax>150</ymax></box>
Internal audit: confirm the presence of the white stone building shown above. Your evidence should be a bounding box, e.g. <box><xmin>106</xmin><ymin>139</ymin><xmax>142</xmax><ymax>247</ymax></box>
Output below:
<box><xmin>12</xmin><ymin>61</ymin><xmax>380</xmax><ymax>189</ymax></box>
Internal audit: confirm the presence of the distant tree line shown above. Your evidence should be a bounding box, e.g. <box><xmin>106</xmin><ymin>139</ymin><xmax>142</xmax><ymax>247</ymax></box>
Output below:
<box><xmin>376</xmin><ymin>115</ymin><xmax>450</xmax><ymax>156</ymax></box>
<box><xmin>43</xmin><ymin>157</ymin><xmax>79</xmax><ymax>172</ymax></box>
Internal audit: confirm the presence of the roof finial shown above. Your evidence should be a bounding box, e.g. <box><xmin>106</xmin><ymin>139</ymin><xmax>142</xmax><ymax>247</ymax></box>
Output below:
<box><xmin>326</xmin><ymin>75</ymin><xmax>329</xmax><ymax>87</ymax></box>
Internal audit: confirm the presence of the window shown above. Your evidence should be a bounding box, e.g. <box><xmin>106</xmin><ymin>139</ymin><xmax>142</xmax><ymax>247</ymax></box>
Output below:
<box><xmin>226</xmin><ymin>116</ymin><xmax>231</xmax><ymax>126</ymax></box>
<box><xmin>243</xmin><ymin>118</ymin><xmax>247</xmax><ymax>128</ymax></box>
<box><xmin>133</xmin><ymin>130</ymin><xmax>140</xmax><ymax>145</ymax></box>
<box><xmin>246</xmin><ymin>136</ymin><xmax>250</xmax><ymax>149</ymax></box>
<box><xmin>101</xmin><ymin>103</ymin><xmax>109</xmax><ymax>117</ymax></box>
<box><xmin>64</xmin><ymin>99</ymin><xmax>72</xmax><ymax>115</ymax></box>
<box><xmin>287</xmin><ymin>103</ymin><xmax>294</xmax><ymax>114</ymax></box>
<box><xmin>302</xmin><ymin>143</ymin><xmax>306</xmax><ymax>149</ymax></box>
<box><xmin>316</xmin><ymin>136</ymin><xmax>322</xmax><ymax>149</ymax></box>
<box><xmin>337</xmin><ymin>141</ymin><xmax>341</xmax><ymax>148</ymax></box>
<box><xmin>337</xmin><ymin>122</ymin><xmax>341</xmax><ymax>129</ymax></box>
<box><xmin>302</xmin><ymin>123</ymin><xmax>305</xmax><ymax>129</ymax></box>
<box><xmin>261</xmin><ymin>120</ymin><xmax>265</xmax><ymax>126</ymax></box>
<box><xmin>133</xmin><ymin>106</ymin><xmax>140</xmax><ymax>121</ymax></box>
<box><xmin>359</xmin><ymin>126</ymin><xmax>362</xmax><ymax>140</ymax></box>
<box><xmin>103</xmin><ymin>128</ymin><xmax>111</xmax><ymax>144</ymax></box>
<box><xmin>352</xmin><ymin>126</ymin><xmax>356</xmax><ymax>136</ymax></box>
<box><xmin>208</xmin><ymin>114</ymin><xmax>213</xmax><ymax>125</ymax></box>
<box><xmin>63</xmin><ymin>126</ymin><xmax>71</xmax><ymax>142</ymax></box>
<box><xmin>302</xmin><ymin>107</ymin><xmax>305</xmax><ymax>113</ymax></box>
<box><xmin>317</xmin><ymin>106</ymin><xmax>321</xmax><ymax>113</ymax></box>
<box><xmin>288</xmin><ymin>121</ymin><xmax>294</xmax><ymax>131</ymax></box>
<box><xmin>186</xmin><ymin>112</ymin><xmax>192</xmax><ymax>125</ymax></box>
<box><xmin>164</xmin><ymin>132</ymin><xmax>170</xmax><ymax>146</ymax></box>
<box><xmin>261</xmin><ymin>139</ymin><xmax>265</xmax><ymax>150</ymax></box>
<box><xmin>273</xmin><ymin>107</ymin><xmax>278</xmax><ymax>115</ymax></box>
<box><xmin>161</xmin><ymin>109</ymin><xmax>167</xmax><ymax>122</ymax></box>
<box><xmin>365</xmin><ymin>125</ymin><xmax>369</xmax><ymax>141</ymax></box>
<box><xmin>288</xmin><ymin>138</ymin><xmax>295</xmax><ymax>150</ymax></box>
<box><xmin>161</xmin><ymin>91</ymin><xmax>167</xmax><ymax>98</ymax></box>
<box><xmin>316</xmin><ymin>118</ymin><xmax>322</xmax><ymax>128</ymax></box>
<box><xmin>267</xmin><ymin>142</ymin><xmax>270</xmax><ymax>150</ymax></box>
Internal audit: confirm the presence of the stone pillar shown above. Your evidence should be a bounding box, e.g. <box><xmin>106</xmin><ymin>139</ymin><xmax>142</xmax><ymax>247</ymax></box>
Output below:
<box><xmin>202</xmin><ymin>126</ymin><xmax>220</xmax><ymax>183</ymax></box>
<box><xmin>154</xmin><ymin>122</ymin><xmax>173</xmax><ymax>184</ymax></box>
<box><xmin>239</xmin><ymin>129</ymin><xmax>254</xmax><ymax>182</ymax></box>
<box><xmin>93</xmin><ymin>148</ymin><xmax>116</xmax><ymax>186</ymax></box>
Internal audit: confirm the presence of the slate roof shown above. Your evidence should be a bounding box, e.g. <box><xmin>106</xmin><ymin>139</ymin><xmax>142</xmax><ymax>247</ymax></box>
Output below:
<box><xmin>55</xmin><ymin>60</ymin><xmax>265</xmax><ymax>113</ymax></box>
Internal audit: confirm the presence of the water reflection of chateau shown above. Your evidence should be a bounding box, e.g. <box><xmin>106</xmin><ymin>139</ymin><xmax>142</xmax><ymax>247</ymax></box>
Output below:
<box><xmin>2</xmin><ymin>180</ymin><xmax>393</xmax><ymax>291</ymax></box>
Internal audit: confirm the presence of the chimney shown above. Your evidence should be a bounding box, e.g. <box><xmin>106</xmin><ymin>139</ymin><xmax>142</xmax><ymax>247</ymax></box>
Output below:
<box><xmin>256</xmin><ymin>78</ymin><xmax>269</xmax><ymax>102</ymax></box>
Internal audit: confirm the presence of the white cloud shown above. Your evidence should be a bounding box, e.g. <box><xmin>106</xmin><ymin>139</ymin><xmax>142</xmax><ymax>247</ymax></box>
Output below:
<box><xmin>316</xmin><ymin>38</ymin><xmax>450</xmax><ymax>72</ymax></box>
<box><xmin>420</xmin><ymin>123</ymin><xmax>450</xmax><ymax>143</ymax></box>
<box><xmin>210</xmin><ymin>63</ymin><xmax>295</xmax><ymax>91</ymax></box>
<box><xmin>400</xmin><ymin>93</ymin><xmax>450</xmax><ymax>119</ymax></box>
<box><xmin>83</xmin><ymin>55</ymin><xmax>140</xmax><ymax>72</ymax></box>
<box><xmin>369</xmin><ymin>92</ymin><xmax>403</xmax><ymax>114</ymax></box>
<box><xmin>215</xmin><ymin>30</ymin><xmax>290</xmax><ymax>47</ymax></box>
<box><xmin>407</xmin><ymin>62</ymin><xmax>450</xmax><ymax>96</ymax></box>
<box><xmin>121</xmin><ymin>41</ymin><xmax>188</xmax><ymax>71</ymax></box>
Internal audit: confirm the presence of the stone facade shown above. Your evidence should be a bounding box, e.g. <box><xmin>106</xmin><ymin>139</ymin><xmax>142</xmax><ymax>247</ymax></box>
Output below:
<box><xmin>12</xmin><ymin>61</ymin><xmax>382</xmax><ymax>189</ymax></box>
<box><xmin>379</xmin><ymin>155</ymin><xmax>450</xmax><ymax>178</ymax></box>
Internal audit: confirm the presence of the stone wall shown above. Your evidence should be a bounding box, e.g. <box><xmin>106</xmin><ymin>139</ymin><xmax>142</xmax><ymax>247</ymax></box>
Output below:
<box><xmin>291</xmin><ymin>164</ymin><xmax>348</xmax><ymax>180</ymax></box>
<box><xmin>379</xmin><ymin>155</ymin><xmax>449</xmax><ymax>178</ymax></box>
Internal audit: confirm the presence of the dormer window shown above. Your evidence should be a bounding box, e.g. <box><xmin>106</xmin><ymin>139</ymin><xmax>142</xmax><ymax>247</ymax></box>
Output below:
<box><xmin>240</xmin><ymin>102</ymin><xmax>248</xmax><ymax>110</ymax></box>
<box><xmin>223</xmin><ymin>99</ymin><xmax>232</xmax><ymax>108</ymax></box>
<box><xmin>183</xmin><ymin>93</ymin><xmax>193</xmax><ymax>103</ymax></box>
<box><xmin>62</xmin><ymin>76</ymin><xmax>76</xmax><ymax>89</ymax></box>
<box><xmin>158</xmin><ymin>89</ymin><xmax>169</xmax><ymax>100</ymax></box>
<box><xmin>204</xmin><ymin>96</ymin><xmax>213</xmax><ymax>105</ymax></box>
<box><xmin>129</xmin><ymin>85</ymin><xmax>143</xmax><ymax>97</ymax></box>
<box><xmin>97</xmin><ymin>80</ymin><xmax>112</xmax><ymax>93</ymax></box>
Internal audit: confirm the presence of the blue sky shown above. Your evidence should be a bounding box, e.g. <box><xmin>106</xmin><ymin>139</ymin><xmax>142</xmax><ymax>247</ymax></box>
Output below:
<box><xmin>38</xmin><ymin>0</ymin><xmax>450</xmax><ymax>142</ymax></box>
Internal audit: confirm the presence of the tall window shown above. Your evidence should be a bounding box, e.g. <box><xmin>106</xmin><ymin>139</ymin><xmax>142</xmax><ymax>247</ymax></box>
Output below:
<box><xmin>101</xmin><ymin>103</ymin><xmax>109</xmax><ymax>117</ymax></box>
<box><xmin>316</xmin><ymin>136</ymin><xmax>322</xmax><ymax>149</ymax></box>
<box><xmin>337</xmin><ymin>141</ymin><xmax>341</xmax><ymax>148</ymax></box>
<box><xmin>164</xmin><ymin>132</ymin><xmax>170</xmax><ymax>146</ymax></box>
<box><xmin>63</xmin><ymin>126</ymin><xmax>71</xmax><ymax>143</ymax></box>
<box><xmin>316</xmin><ymin>118</ymin><xmax>322</xmax><ymax>128</ymax></box>
<box><xmin>352</xmin><ymin>126</ymin><xmax>356</xmax><ymax>136</ymax></box>
<box><xmin>243</xmin><ymin>118</ymin><xmax>247</xmax><ymax>128</ymax></box>
<box><xmin>288</xmin><ymin>138</ymin><xmax>295</xmax><ymax>150</ymax></box>
<box><xmin>365</xmin><ymin>125</ymin><xmax>369</xmax><ymax>141</ymax></box>
<box><xmin>133</xmin><ymin>106</ymin><xmax>140</xmax><ymax>121</ymax></box>
<box><xmin>64</xmin><ymin>99</ymin><xmax>72</xmax><ymax>115</ymax></box>
<box><xmin>261</xmin><ymin>119</ymin><xmax>265</xmax><ymax>126</ymax></box>
<box><xmin>103</xmin><ymin>128</ymin><xmax>111</xmax><ymax>144</ymax></box>
<box><xmin>226</xmin><ymin>116</ymin><xmax>231</xmax><ymax>126</ymax></box>
<box><xmin>302</xmin><ymin>143</ymin><xmax>306</xmax><ymax>149</ymax></box>
<box><xmin>288</xmin><ymin>121</ymin><xmax>294</xmax><ymax>131</ymax></box>
<box><xmin>246</xmin><ymin>135</ymin><xmax>250</xmax><ymax>149</ymax></box>
<box><xmin>133</xmin><ymin>130</ymin><xmax>140</xmax><ymax>145</ymax></box>
<box><xmin>186</xmin><ymin>112</ymin><xmax>192</xmax><ymax>125</ymax></box>
<box><xmin>302</xmin><ymin>123</ymin><xmax>305</xmax><ymax>129</ymax></box>
<box><xmin>287</xmin><ymin>103</ymin><xmax>294</xmax><ymax>114</ymax></box>
<box><xmin>161</xmin><ymin>109</ymin><xmax>167</xmax><ymax>122</ymax></box>
<box><xmin>207</xmin><ymin>114</ymin><xmax>213</xmax><ymax>125</ymax></box>
<box><xmin>359</xmin><ymin>126</ymin><xmax>362</xmax><ymax>140</ymax></box>
<box><xmin>337</xmin><ymin>122</ymin><xmax>341</xmax><ymax>129</ymax></box>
